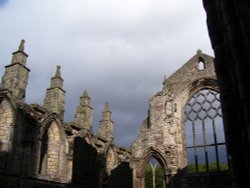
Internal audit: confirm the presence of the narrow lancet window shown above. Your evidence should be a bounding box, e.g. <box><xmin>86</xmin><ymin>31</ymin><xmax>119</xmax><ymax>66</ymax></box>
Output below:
<box><xmin>145</xmin><ymin>158</ymin><xmax>164</xmax><ymax>188</ymax></box>
<box><xmin>39</xmin><ymin>128</ymin><xmax>48</xmax><ymax>175</ymax></box>
<box><xmin>198</xmin><ymin>58</ymin><xmax>205</xmax><ymax>70</ymax></box>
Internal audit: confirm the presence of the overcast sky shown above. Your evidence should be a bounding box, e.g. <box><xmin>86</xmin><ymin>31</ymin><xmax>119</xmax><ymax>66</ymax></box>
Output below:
<box><xmin>0</xmin><ymin>0</ymin><xmax>213</xmax><ymax>149</ymax></box>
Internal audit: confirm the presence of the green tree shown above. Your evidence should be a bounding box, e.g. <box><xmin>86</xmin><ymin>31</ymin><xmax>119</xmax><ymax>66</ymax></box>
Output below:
<box><xmin>145</xmin><ymin>164</ymin><xmax>164</xmax><ymax>188</ymax></box>
<box><xmin>145</xmin><ymin>164</ymin><xmax>152</xmax><ymax>188</ymax></box>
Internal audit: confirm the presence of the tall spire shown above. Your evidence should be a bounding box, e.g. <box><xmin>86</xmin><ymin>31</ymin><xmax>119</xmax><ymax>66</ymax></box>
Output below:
<box><xmin>97</xmin><ymin>102</ymin><xmax>114</xmax><ymax>143</ymax></box>
<box><xmin>44</xmin><ymin>66</ymin><xmax>65</xmax><ymax>119</ymax></box>
<box><xmin>1</xmin><ymin>40</ymin><xmax>30</xmax><ymax>101</ymax></box>
<box><xmin>74</xmin><ymin>89</ymin><xmax>93</xmax><ymax>131</ymax></box>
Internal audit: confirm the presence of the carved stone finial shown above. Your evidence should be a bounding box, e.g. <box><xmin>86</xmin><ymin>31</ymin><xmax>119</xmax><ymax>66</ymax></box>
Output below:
<box><xmin>18</xmin><ymin>39</ymin><xmax>25</xmax><ymax>51</ymax></box>
<box><xmin>104</xmin><ymin>102</ymin><xmax>110</xmax><ymax>112</ymax></box>
<box><xmin>55</xmin><ymin>65</ymin><xmax>61</xmax><ymax>78</ymax></box>
<box><xmin>196</xmin><ymin>49</ymin><xmax>202</xmax><ymax>54</ymax></box>
<box><xmin>83</xmin><ymin>90</ymin><xmax>89</xmax><ymax>97</ymax></box>
<box><xmin>50</xmin><ymin>65</ymin><xmax>63</xmax><ymax>88</ymax></box>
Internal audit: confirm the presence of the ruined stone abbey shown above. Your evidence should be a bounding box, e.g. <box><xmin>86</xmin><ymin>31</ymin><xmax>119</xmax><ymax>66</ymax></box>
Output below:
<box><xmin>1</xmin><ymin>1</ymin><xmax>250</xmax><ymax>187</ymax></box>
<box><xmin>0</xmin><ymin>40</ymin><xmax>232</xmax><ymax>188</ymax></box>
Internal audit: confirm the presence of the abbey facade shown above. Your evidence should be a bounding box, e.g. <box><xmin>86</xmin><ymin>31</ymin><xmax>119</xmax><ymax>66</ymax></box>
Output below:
<box><xmin>0</xmin><ymin>41</ymin><xmax>232</xmax><ymax>188</ymax></box>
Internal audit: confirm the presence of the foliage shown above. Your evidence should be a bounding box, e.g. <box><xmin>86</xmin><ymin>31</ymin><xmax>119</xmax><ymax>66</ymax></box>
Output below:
<box><xmin>188</xmin><ymin>163</ymin><xmax>229</xmax><ymax>173</ymax></box>
<box><xmin>145</xmin><ymin>164</ymin><xmax>164</xmax><ymax>188</ymax></box>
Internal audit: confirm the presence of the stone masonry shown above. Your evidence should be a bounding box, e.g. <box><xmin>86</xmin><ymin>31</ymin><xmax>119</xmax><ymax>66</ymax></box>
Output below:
<box><xmin>1</xmin><ymin>40</ymin><xmax>29</xmax><ymax>101</ymax></box>
<box><xmin>0</xmin><ymin>41</ymin><xmax>131</xmax><ymax>188</ymax></box>
<box><xmin>44</xmin><ymin>65</ymin><xmax>65</xmax><ymax>120</ymax></box>
<box><xmin>0</xmin><ymin>40</ymin><xmax>232</xmax><ymax>188</ymax></box>
<box><xmin>130</xmin><ymin>50</ymin><xmax>228</xmax><ymax>188</ymax></box>
<box><xmin>1</xmin><ymin>1</ymin><xmax>249</xmax><ymax>187</ymax></box>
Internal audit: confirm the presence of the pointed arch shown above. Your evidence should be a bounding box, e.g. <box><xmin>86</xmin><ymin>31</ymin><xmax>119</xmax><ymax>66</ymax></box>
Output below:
<box><xmin>35</xmin><ymin>114</ymin><xmax>68</xmax><ymax>179</ymax></box>
<box><xmin>189</xmin><ymin>78</ymin><xmax>219</xmax><ymax>95</ymax></box>
<box><xmin>105</xmin><ymin>146</ymin><xmax>117</xmax><ymax>175</ymax></box>
<box><xmin>198</xmin><ymin>57</ymin><xmax>206</xmax><ymax>70</ymax></box>
<box><xmin>132</xmin><ymin>147</ymin><xmax>170</xmax><ymax>188</ymax></box>
<box><xmin>0</xmin><ymin>94</ymin><xmax>16</xmax><ymax>170</ymax></box>
<box><xmin>0</xmin><ymin>97</ymin><xmax>15</xmax><ymax>152</ymax></box>
<box><xmin>141</xmin><ymin>147</ymin><xmax>169</xmax><ymax>173</ymax></box>
<box><xmin>183</xmin><ymin>84</ymin><xmax>229</xmax><ymax>173</ymax></box>
<box><xmin>38</xmin><ymin>114</ymin><xmax>66</xmax><ymax>142</ymax></box>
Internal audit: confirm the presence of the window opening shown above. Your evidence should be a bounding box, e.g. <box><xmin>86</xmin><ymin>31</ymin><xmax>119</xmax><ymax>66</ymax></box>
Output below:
<box><xmin>198</xmin><ymin>61</ymin><xmax>205</xmax><ymax>70</ymax></box>
<box><xmin>145</xmin><ymin>158</ymin><xmax>164</xmax><ymax>188</ymax></box>
<box><xmin>38</xmin><ymin>128</ymin><xmax>48</xmax><ymax>175</ymax></box>
<box><xmin>184</xmin><ymin>89</ymin><xmax>229</xmax><ymax>173</ymax></box>
<box><xmin>198</xmin><ymin>58</ymin><xmax>205</xmax><ymax>70</ymax></box>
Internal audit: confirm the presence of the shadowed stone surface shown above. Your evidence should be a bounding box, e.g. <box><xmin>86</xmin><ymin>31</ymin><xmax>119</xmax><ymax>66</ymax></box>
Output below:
<box><xmin>2</xmin><ymin>7</ymin><xmax>250</xmax><ymax>185</ymax></box>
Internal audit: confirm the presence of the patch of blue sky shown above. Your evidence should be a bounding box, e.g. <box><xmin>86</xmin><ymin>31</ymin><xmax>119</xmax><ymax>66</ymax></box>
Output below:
<box><xmin>0</xmin><ymin>0</ymin><xmax>7</xmax><ymax>6</ymax></box>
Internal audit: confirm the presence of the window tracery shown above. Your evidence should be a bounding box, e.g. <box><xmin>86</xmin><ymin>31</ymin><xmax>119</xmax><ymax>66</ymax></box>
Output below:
<box><xmin>184</xmin><ymin>89</ymin><xmax>229</xmax><ymax>173</ymax></box>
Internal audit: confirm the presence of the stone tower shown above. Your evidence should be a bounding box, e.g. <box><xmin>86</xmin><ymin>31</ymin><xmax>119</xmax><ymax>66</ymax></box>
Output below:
<box><xmin>74</xmin><ymin>90</ymin><xmax>93</xmax><ymax>131</ymax></box>
<box><xmin>97</xmin><ymin>102</ymin><xmax>114</xmax><ymax>143</ymax></box>
<box><xmin>1</xmin><ymin>40</ymin><xmax>30</xmax><ymax>101</ymax></box>
<box><xmin>44</xmin><ymin>65</ymin><xmax>65</xmax><ymax>119</ymax></box>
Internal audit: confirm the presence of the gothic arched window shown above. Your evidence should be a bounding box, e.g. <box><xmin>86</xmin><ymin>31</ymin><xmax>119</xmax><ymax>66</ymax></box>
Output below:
<box><xmin>38</xmin><ymin>122</ymin><xmax>61</xmax><ymax>177</ymax></box>
<box><xmin>184</xmin><ymin>89</ymin><xmax>229</xmax><ymax>173</ymax></box>
<box><xmin>0</xmin><ymin>98</ymin><xmax>14</xmax><ymax>169</ymax></box>
<box><xmin>198</xmin><ymin>57</ymin><xmax>205</xmax><ymax>70</ymax></box>
<box><xmin>106</xmin><ymin>148</ymin><xmax>116</xmax><ymax>175</ymax></box>
<box><xmin>145</xmin><ymin>158</ymin><xmax>164</xmax><ymax>188</ymax></box>
<box><xmin>0</xmin><ymin>99</ymin><xmax>13</xmax><ymax>152</ymax></box>
<box><xmin>38</xmin><ymin>128</ymin><xmax>48</xmax><ymax>175</ymax></box>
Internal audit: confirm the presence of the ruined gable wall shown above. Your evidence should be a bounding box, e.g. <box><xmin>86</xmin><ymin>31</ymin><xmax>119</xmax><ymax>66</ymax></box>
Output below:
<box><xmin>131</xmin><ymin>51</ymin><xmax>217</xmax><ymax>186</ymax></box>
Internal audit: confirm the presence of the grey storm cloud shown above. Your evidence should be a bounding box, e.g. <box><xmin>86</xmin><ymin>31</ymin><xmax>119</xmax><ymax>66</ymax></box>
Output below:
<box><xmin>0</xmin><ymin>0</ymin><xmax>213</xmax><ymax>148</ymax></box>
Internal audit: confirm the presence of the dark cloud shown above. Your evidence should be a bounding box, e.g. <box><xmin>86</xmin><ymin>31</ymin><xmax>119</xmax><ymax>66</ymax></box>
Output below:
<box><xmin>0</xmin><ymin>0</ymin><xmax>213</xmax><ymax>149</ymax></box>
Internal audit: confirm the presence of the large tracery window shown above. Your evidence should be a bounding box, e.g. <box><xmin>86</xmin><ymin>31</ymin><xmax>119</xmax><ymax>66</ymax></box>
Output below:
<box><xmin>184</xmin><ymin>89</ymin><xmax>229</xmax><ymax>173</ymax></box>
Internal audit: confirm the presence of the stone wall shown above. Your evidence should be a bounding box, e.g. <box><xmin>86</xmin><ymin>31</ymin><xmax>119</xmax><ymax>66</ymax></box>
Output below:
<box><xmin>203</xmin><ymin>1</ymin><xmax>250</xmax><ymax>187</ymax></box>
<box><xmin>130</xmin><ymin>50</ymin><xmax>230</xmax><ymax>187</ymax></box>
<box><xmin>0</xmin><ymin>98</ymin><xmax>14</xmax><ymax>170</ymax></box>
<box><xmin>0</xmin><ymin>90</ymin><xmax>132</xmax><ymax>187</ymax></box>
<box><xmin>0</xmin><ymin>34</ymin><xmax>242</xmax><ymax>187</ymax></box>
<box><xmin>0</xmin><ymin>99</ymin><xmax>13</xmax><ymax>152</ymax></box>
